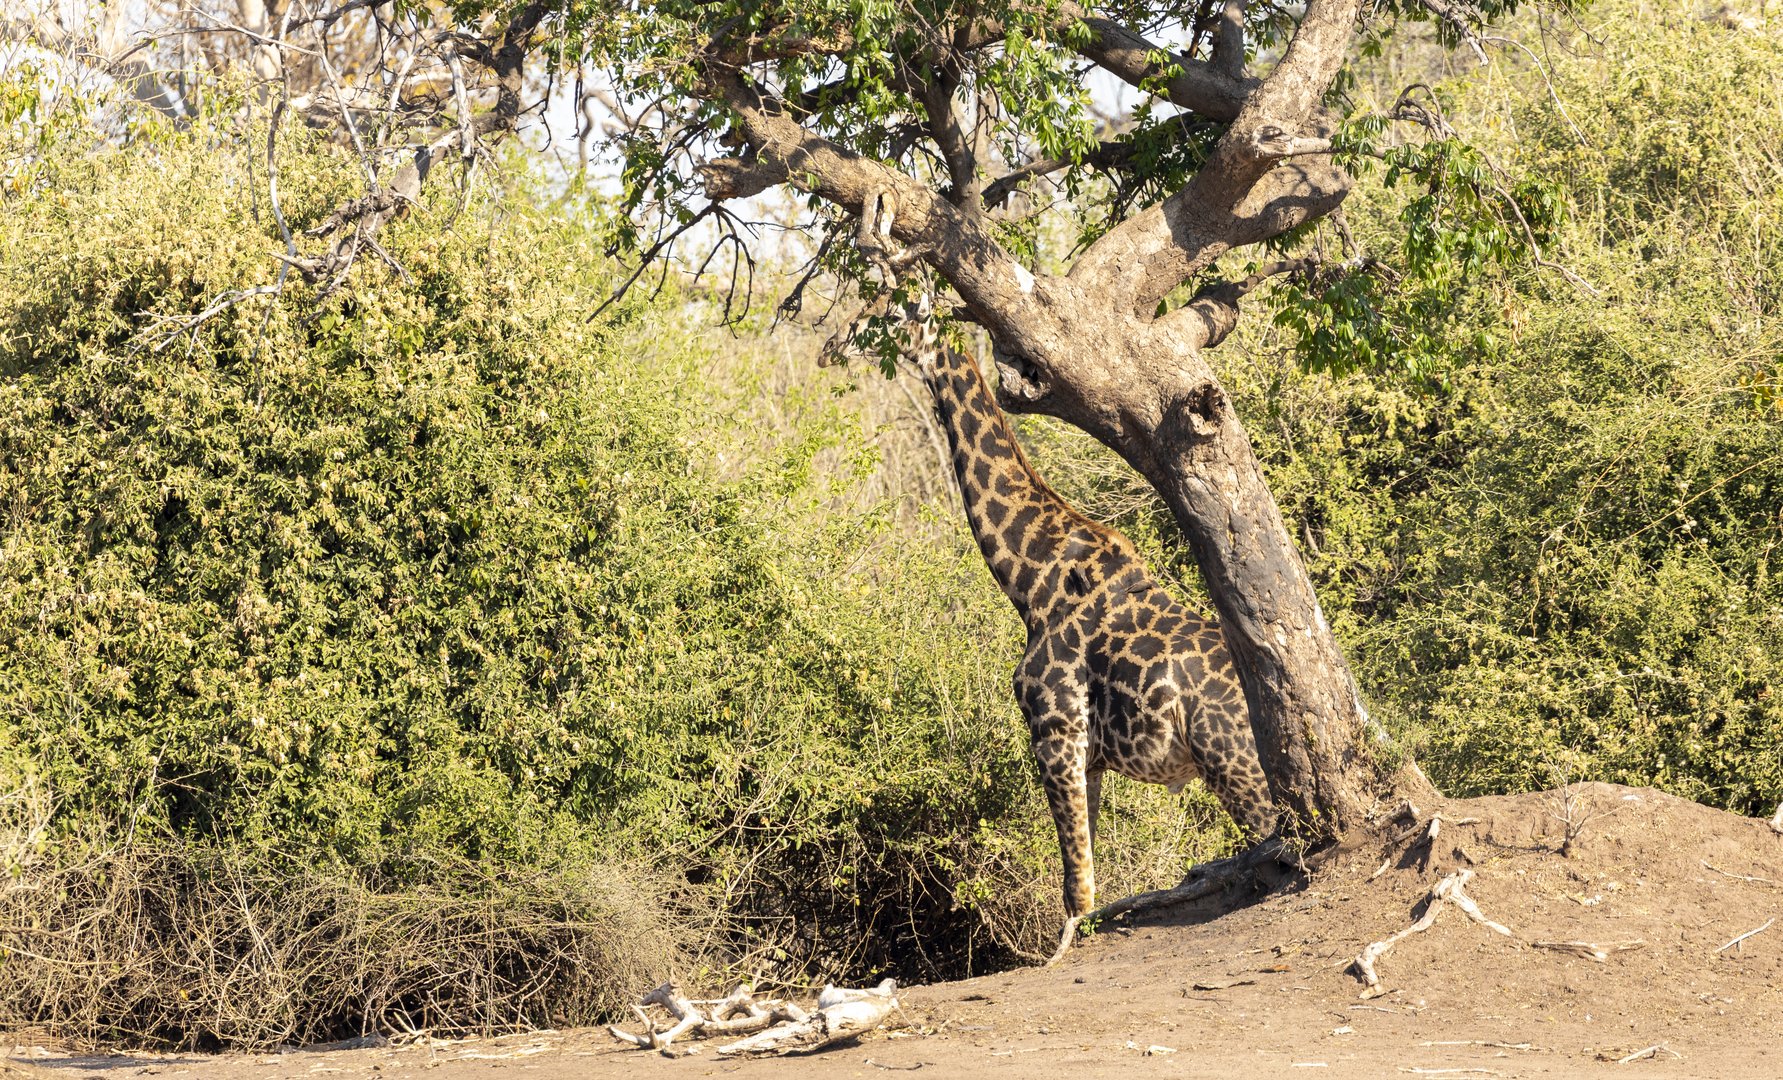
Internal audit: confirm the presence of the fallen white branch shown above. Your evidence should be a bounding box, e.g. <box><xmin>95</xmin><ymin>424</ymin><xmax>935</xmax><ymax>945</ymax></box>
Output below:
<box><xmin>1714</xmin><ymin>918</ymin><xmax>1775</xmax><ymax>954</ymax></box>
<box><xmin>1615</xmin><ymin>1043</ymin><xmax>1679</xmax><ymax>1063</ymax></box>
<box><xmin>607</xmin><ymin>981</ymin><xmax>813</xmax><ymax>1051</ymax></box>
<box><xmin>718</xmin><ymin>980</ymin><xmax>900</xmax><ymax>1056</ymax></box>
<box><xmin>608</xmin><ymin>978</ymin><xmax>899</xmax><ymax>1057</ymax></box>
<box><xmin>1700</xmin><ymin>860</ymin><xmax>1776</xmax><ymax>885</ymax></box>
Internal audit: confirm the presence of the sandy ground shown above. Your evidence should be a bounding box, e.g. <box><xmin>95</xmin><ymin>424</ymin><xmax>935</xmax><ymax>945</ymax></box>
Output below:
<box><xmin>9</xmin><ymin>784</ymin><xmax>1782</xmax><ymax>1079</ymax></box>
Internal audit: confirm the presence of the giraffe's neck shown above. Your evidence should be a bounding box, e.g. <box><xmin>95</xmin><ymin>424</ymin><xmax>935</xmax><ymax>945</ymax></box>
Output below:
<box><xmin>922</xmin><ymin>348</ymin><xmax>1087</xmax><ymax>621</ymax></box>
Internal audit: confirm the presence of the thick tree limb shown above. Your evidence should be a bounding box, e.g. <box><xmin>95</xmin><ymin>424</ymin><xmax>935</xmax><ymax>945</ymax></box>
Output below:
<box><xmin>708</xmin><ymin>4</ymin><xmax>1254</xmax><ymax>123</ymax></box>
<box><xmin>1182</xmin><ymin>258</ymin><xmax>1318</xmax><ymax>349</ymax></box>
<box><xmin>1070</xmin><ymin>0</ymin><xmax>1361</xmax><ymax>313</ymax></box>
<box><xmin>1211</xmin><ymin>1</ymin><xmax>1248</xmax><ymax>79</ymax></box>
<box><xmin>1075</xmin><ymin>157</ymin><xmax>1352</xmax><ymax>323</ymax></box>
<box><xmin>1067</xmin><ymin>5</ymin><xmax>1257</xmax><ymax>122</ymax></box>
<box><xmin>705</xmin><ymin>69</ymin><xmax>1054</xmax><ymax>351</ymax></box>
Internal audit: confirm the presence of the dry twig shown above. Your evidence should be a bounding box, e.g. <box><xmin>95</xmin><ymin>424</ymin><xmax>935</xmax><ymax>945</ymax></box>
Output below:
<box><xmin>1615</xmin><ymin>1043</ymin><xmax>1679</xmax><ymax>1063</ymax></box>
<box><xmin>1700</xmin><ymin>860</ymin><xmax>1775</xmax><ymax>885</ymax></box>
<box><xmin>1714</xmin><ymin>918</ymin><xmax>1775</xmax><ymax>953</ymax></box>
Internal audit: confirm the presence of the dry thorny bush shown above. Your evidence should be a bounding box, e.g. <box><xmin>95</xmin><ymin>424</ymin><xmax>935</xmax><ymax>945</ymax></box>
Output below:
<box><xmin>0</xmin><ymin>814</ymin><xmax>685</xmax><ymax>1050</ymax></box>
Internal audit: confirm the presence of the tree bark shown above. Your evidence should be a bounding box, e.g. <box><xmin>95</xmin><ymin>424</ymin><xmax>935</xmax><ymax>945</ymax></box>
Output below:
<box><xmin>986</xmin><ymin>300</ymin><xmax>1435</xmax><ymax>840</ymax></box>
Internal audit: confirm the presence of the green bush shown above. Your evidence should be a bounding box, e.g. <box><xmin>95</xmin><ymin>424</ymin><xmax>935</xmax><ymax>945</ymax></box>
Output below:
<box><xmin>0</xmin><ymin>92</ymin><xmax>1228</xmax><ymax>1047</ymax></box>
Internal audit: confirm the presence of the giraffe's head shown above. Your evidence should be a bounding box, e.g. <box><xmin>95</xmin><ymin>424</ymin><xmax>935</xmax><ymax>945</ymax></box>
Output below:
<box><xmin>898</xmin><ymin>290</ymin><xmax>948</xmax><ymax>377</ymax></box>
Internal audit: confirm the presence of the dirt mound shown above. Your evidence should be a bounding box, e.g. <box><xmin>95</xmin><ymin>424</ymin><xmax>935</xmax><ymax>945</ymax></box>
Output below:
<box><xmin>9</xmin><ymin>784</ymin><xmax>1781</xmax><ymax>1078</ymax></box>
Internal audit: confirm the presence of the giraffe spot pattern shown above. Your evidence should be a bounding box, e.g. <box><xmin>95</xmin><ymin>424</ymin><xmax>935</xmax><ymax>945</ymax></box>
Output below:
<box><xmin>913</xmin><ymin>327</ymin><xmax>1277</xmax><ymax>921</ymax></box>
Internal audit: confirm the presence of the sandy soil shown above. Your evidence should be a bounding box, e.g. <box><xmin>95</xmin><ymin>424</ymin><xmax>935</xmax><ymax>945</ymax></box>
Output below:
<box><xmin>9</xmin><ymin>784</ymin><xmax>1782</xmax><ymax>1079</ymax></box>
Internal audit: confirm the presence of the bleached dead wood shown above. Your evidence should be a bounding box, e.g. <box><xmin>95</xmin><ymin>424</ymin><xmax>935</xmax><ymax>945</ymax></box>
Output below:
<box><xmin>1615</xmin><ymin>1043</ymin><xmax>1679</xmax><ymax>1063</ymax></box>
<box><xmin>608</xmin><ymin>979</ymin><xmax>896</xmax><ymax>1057</ymax></box>
<box><xmin>1701</xmin><ymin>860</ymin><xmax>1776</xmax><ymax>885</ymax></box>
<box><xmin>1353</xmin><ymin>869</ymin><xmax>1511</xmax><ymax>996</ymax></box>
<box><xmin>608</xmin><ymin>981</ymin><xmax>807</xmax><ymax>1050</ymax></box>
<box><xmin>1714</xmin><ymin>918</ymin><xmax>1774</xmax><ymax>953</ymax></box>
<box><xmin>717</xmin><ymin>980</ymin><xmax>900</xmax><ymax>1056</ymax></box>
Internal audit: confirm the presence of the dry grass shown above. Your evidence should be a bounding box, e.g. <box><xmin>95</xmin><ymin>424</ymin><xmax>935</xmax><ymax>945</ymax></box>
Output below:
<box><xmin>0</xmin><ymin>816</ymin><xmax>693</xmax><ymax>1051</ymax></box>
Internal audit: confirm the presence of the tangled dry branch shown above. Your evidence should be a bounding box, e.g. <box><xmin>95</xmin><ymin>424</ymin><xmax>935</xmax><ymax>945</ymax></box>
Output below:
<box><xmin>608</xmin><ymin>979</ymin><xmax>900</xmax><ymax>1057</ymax></box>
<box><xmin>0</xmin><ymin>840</ymin><xmax>685</xmax><ymax>1050</ymax></box>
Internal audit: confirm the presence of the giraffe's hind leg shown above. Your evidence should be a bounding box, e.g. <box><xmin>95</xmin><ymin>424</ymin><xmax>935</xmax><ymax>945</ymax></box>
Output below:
<box><xmin>1187</xmin><ymin>699</ymin><xmax>1279</xmax><ymax>839</ymax></box>
<box><xmin>1086</xmin><ymin>766</ymin><xmax>1105</xmax><ymax>848</ymax></box>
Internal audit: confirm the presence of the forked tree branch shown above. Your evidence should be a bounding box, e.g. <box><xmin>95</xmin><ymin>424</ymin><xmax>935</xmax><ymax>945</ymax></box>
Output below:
<box><xmin>1069</xmin><ymin>0</ymin><xmax>1361</xmax><ymax>314</ymax></box>
<box><xmin>1066</xmin><ymin>4</ymin><xmax>1256</xmax><ymax>122</ymax></box>
<box><xmin>704</xmin><ymin>68</ymin><xmax>1051</xmax><ymax>349</ymax></box>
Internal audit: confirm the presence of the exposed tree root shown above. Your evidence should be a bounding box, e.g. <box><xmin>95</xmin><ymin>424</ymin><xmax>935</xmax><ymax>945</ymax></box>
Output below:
<box><xmin>1074</xmin><ymin>838</ymin><xmax>1292</xmax><ymax>938</ymax></box>
<box><xmin>1352</xmin><ymin>869</ymin><xmax>1511</xmax><ymax>997</ymax></box>
<box><xmin>607</xmin><ymin>979</ymin><xmax>899</xmax><ymax>1057</ymax></box>
<box><xmin>1043</xmin><ymin>914</ymin><xmax>1083</xmax><ymax>967</ymax></box>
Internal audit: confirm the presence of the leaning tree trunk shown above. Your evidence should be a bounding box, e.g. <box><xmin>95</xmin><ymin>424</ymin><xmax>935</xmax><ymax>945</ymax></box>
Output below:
<box><xmin>987</xmin><ymin>299</ymin><xmax>1436</xmax><ymax>842</ymax></box>
<box><xmin>1139</xmin><ymin>358</ymin><xmax>1436</xmax><ymax>837</ymax></box>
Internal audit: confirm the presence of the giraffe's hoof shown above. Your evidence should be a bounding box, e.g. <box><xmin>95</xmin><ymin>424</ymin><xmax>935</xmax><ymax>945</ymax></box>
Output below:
<box><xmin>1043</xmin><ymin>915</ymin><xmax>1083</xmax><ymax>966</ymax></box>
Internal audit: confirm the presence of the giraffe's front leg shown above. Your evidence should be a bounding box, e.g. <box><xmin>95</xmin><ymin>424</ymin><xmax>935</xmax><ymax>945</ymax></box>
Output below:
<box><xmin>1033</xmin><ymin>732</ymin><xmax>1094</xmax><ymax>964</ymax></box>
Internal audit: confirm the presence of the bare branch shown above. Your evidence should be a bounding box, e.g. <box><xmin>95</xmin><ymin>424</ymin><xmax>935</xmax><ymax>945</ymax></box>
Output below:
<box><xmin>981</xmin><ymin>137</ymin><xmax>1138</xmax><ymax>209</ymax></box>
<box><xmin>1418</xmin><ymin>0</ymin><xmax>1490</xmax><ymax>66</ymax></box>
<box><xmin>1212</xmin><ymin>1</ymin><xmax>1248</xmax><ymax>79</ymax></box>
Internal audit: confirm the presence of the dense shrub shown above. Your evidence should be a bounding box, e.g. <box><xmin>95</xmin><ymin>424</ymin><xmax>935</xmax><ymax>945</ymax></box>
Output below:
<box><xmin>0</xmin><ymin>95</ymin><xmax>1228</xmax><ymax>1046</ymax></box>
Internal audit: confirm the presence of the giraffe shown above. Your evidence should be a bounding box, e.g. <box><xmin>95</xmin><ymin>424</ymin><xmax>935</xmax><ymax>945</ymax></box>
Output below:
<box><xmin>901</xmin><ymin>308</ymin><xmax>1278</xmax><ymax>960</ymax></box>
